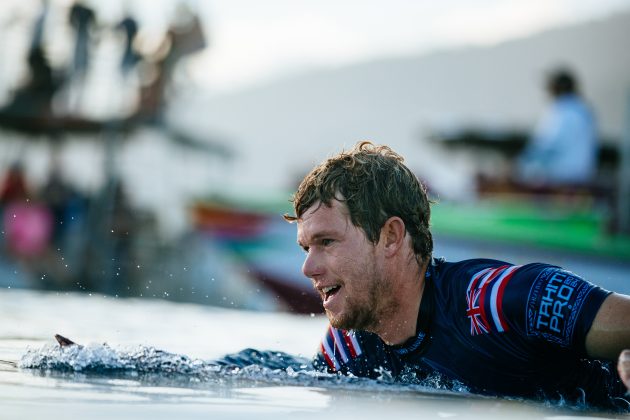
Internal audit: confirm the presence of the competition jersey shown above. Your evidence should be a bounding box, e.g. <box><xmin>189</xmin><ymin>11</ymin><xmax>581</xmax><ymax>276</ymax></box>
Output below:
<box><xmin>312</xmin><ymin>258</ymin><xmax>627</xmax><ymax>409</ymax></box>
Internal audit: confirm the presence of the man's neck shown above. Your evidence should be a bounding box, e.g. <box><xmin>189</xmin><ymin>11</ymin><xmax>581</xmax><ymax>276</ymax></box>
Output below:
<box><xmin>373</xmin><ymin>260</ymin><xmax>428</xmax><ymax>346</ymax></box>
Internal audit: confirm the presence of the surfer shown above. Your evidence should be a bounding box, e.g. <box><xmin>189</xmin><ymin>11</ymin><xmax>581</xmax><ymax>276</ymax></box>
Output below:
<box><xmin>285</xmin><ymin>141</ymin><xmax>630</xmax><ymax>409</ymax></box>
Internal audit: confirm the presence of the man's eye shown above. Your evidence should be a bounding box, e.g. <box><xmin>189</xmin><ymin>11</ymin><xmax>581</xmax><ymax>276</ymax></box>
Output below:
<box><xmin>321</xmin><ymin>239</ymin><xmax>334</xmax><ymax>246</ymax></box>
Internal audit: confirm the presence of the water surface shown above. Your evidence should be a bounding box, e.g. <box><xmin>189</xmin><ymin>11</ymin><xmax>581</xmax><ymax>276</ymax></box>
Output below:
<box><xmin>1</xmin><ymin>289</ymin><xmax>628</xmax><ymax>419</ymax></box>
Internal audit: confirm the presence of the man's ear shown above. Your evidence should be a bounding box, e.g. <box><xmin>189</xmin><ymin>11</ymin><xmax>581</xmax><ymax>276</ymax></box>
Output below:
<box><xmin>381</xmin><ymin>217</ymin><xmax>406</xmax><ymax>257</ymax></box>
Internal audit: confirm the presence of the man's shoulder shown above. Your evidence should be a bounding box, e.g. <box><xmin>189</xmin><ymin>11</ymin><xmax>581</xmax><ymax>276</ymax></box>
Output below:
<box><xmin>436</xmin><ymin>258</ymin><xmax>511</xmax><ymax>283</ymax></box>
<box><xmin>437</xmin><ymin>258</ymin><xmax>559</xmax><ymax>279</ymax></box>
<box><xmin>433</xmin><ymin>259</ymin><xmax>563</xmax><ymax>302</ymax></box>
<box><xmin>440</xmin><ymin>258</ymin><xmax>509</xmax><ymax>270</ymax></box>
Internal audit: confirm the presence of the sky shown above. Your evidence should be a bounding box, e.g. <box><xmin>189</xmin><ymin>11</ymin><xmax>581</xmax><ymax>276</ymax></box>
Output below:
<box><xmin>1</xmin><ymin>0</ymin><xmax>630</xmax><ymax>94</ymax></box>
<box><xmin>181</xmin><ymin>0</ymin><xmax>630</xmax><ymax>92</ymax></box>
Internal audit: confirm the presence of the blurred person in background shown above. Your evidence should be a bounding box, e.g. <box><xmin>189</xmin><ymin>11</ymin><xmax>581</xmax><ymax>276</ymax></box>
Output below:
<box><xmin>67</xmin><ymin>0</ymin><xmax>97</xmax><ymax>111</ymax></box>
<box><xmin>0</xmin><ymin>163</ymin><xmax>53</xmax><ymax>262</ymax></box>
<box><xmin>136</xmin><ymin>2</ymin><xmax>207</xmax><ymax>122</ymax></box>
<box><xmin>40</xmin><ymin>161</ymin><xmax>72</xmax><ymax>249</ymax></box>
<box><xmin>68</xmin><ymin>0</ymin><xmax>96</xmax><ymax>79</ymax></box>
<box><xmin>0</xmin><ymin>0</ymin><xmax>62</xmax><ymax>121</ymax></box>
<box><xmin>116</xmin><ymin>12</ymin><xmax>140</xmax><ymax>77</ymax></box>
<box><xmin>0</xmin><ymin>163</ymin><xmax>29</xmax><ymax>209</ymax></box>
<box><xmin>29</xmin><ymin>0</ymin><xmax>50</xmax><ymax>53</ymax></box>
<box><xmin>517</xmin><ymin>68</ymin><xmax>598</xmax><ymax>187</ymax></box>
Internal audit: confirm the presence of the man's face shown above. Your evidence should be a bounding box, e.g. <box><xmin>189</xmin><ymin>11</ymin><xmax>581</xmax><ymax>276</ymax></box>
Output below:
<box><xmin>297</xmin><ymin>200</ymin><xmax>390</xmax><ymax>331</ymax></box>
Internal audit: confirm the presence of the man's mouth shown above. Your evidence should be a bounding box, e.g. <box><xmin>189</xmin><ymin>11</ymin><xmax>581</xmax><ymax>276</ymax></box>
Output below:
<box><xmin>322</xmin><ymin>285</ymin><xmax>341</xmax><ymax>302</ymax></box>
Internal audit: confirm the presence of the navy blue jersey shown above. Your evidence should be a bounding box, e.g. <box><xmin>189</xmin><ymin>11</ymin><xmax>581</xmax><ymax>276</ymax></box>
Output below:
<box><xmin>313</xmin><ymin>258</ymin><xmax>627</xmax><ymax>409</ymax></box>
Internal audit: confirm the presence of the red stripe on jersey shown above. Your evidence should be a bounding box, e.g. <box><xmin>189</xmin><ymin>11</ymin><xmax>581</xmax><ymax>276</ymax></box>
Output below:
<box><xmin>320</xmin><ymin>342</ymin><xmax>337</xmax><ymax>371</ymax></box>
<box><xmin>329</xmin><ymin>326</ymin><xmax>349</xmax><ymax>363</ymax></box>
<box><xmin>495</xmin><ymin>266</ymin><xmax>519</xmax><ymax>332</ymax></box>
<box><xmin>477</xmin><ymin>266</ymin><xmax>508</xmax><ymax>332</ymax></box>
<box><xmin>467</xmin><ymin>267</ymin><xmax>491</xmax><ymax>293</ymax></box>
<box><xmin>342</xmin><ymin>330</ymin><xmax>358</xmax><ymax>358</ymax></box>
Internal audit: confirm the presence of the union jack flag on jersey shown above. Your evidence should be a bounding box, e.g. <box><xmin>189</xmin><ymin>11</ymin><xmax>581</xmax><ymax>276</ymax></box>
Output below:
<box><xmin>465</xmin><ymin>265</ymin><xmax>521</xmax><ymax>336</ymax></box>
<box><xmin>320</xmin><ymin>326</ymin><xmax>363</xmax><ymax>371</ymax></box>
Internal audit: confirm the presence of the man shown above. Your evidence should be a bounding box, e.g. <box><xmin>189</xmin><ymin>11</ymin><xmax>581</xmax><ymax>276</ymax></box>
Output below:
<box><xmin>517</xmin><ymin>68</ymin><xmax>597</xmax><ymax>186</ymax></box>
<box><xmin>285</xmin><ymin>142</ymin><xmax>630</xmax><ymax>409</ymax></box>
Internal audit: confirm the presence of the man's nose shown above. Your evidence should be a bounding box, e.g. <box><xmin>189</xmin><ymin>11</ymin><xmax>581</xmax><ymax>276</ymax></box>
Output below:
<box><xmin>302</xmin><ymin>250</ymin><xmax>324</xmax><ymax>279</ymax></box>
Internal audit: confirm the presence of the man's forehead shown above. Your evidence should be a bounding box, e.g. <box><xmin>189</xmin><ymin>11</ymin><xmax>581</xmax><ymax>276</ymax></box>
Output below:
<box><xmin>300</xmin><ymin>199</ymin><xmax>348</xmax><ymax>221</ymax></box>
<box><xmin>297</xmin><ymin>200</ymin><xmax>350</xmax><ymax>238</ymax></box>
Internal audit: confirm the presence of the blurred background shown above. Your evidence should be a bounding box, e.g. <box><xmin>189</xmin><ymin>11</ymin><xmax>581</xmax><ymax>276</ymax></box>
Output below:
<box><xmin>1</xmin><ymin>0</ymin><xmax>630</xmax><ymax>314</ymax></box>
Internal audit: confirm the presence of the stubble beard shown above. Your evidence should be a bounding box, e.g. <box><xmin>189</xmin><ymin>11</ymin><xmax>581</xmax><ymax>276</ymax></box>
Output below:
<box><xmin>327</xmin><ymin>259</ymin><xmax>391</xmax><ymax>333</ymax></box>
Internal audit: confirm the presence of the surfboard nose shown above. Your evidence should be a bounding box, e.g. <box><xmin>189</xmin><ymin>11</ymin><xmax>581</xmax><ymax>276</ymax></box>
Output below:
<box><xmin>54</xmin><ymin>334</ymin><xmax>76</xmax><ymax>348</ymax></box>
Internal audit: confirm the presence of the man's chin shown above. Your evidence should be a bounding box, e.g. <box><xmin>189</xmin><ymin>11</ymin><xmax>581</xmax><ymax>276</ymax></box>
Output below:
<box><xmin>327</xmin><ymin>310</ymin><xmax>372</xmax><ymax>332</ymax></box>
<box><xmin>326</xmin><ymin>310</ymin><xmax>351</xmax><ymax>330</ymax></box>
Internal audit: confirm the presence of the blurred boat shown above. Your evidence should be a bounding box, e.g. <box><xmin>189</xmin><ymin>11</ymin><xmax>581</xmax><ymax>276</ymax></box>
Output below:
<box><xmin>428</xmin><ymin>126</ymin><xmax>630</xmax><ymax>261</ymax></box>
<box><xmin>191</xmin><ymin>199</ymin><xmax>322</xmax><ymax>314</ymax></box>
<box><xmin>431</xmin><ymin>199</ymin><xmax>630</xmax><ymax>261</ymax></box>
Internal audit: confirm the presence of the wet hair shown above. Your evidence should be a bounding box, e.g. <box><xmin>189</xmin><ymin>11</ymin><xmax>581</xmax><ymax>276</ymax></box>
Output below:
<box><xmin>285</xmin><ymin>141</ymin><xmax>433</xmax><ymax>263</ymax></box>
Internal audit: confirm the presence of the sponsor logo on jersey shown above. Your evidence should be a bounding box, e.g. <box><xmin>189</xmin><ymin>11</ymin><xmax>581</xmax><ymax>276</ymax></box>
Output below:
<box><xmin>526</xmin><ymin>268</ymin><xmax>592</xmax><ymax>346</ymax></box>
<box><xmin>466</xmin><ymin>265</ymin><xmax>520</xmax><ymax>336</ymax></box>
<box><xmin>320</xmin><ymin>326</ymin><xmax>363</xmax><ymax>371</ymax></box>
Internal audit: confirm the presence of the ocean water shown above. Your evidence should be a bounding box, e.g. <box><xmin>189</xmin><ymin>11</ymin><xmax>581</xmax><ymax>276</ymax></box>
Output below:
<box><xmin>1</xmin><ymin>289</ymin><xmax>629</xmax><ymax>420</ymax></box>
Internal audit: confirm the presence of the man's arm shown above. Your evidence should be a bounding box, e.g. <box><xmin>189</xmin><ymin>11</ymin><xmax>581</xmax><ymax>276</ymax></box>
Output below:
<box><xmin>586</xmin><ymin>293</ymin><xmax>630</xmax><ymax>359</ymax></box>
<box><xmin>585</xmin><ymin>293</ymin><xmax>630</xmax><ymax>390</ymax></box>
